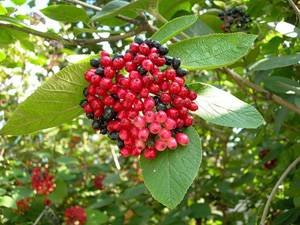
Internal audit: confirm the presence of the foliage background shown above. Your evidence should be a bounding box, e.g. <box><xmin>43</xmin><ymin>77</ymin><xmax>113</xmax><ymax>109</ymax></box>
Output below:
<box><xmin>0</xmin><ymin>0</ymin><xmax>300</xmax><ymax>224</ymax></box>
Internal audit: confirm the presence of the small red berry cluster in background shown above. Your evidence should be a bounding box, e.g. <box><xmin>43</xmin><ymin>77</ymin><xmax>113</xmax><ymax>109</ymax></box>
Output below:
<box><xmin>259</xmin><ymin>148</ymin><xmax>277</xmax><ymax>169</ymax></box>
<box><xmin>218</xmin><ymin>8</ymin><xmax>252</xmax><ymax>32</ymax></box>
<box><xmin>64</xmin><ymin>206</ymin><xmax>87</xmax><ymax>225</ymax></box>
<box><xmin>31</xmin><ymin>166</ymin><xmax>56</xmax><ymax>195</ymax></box>
<box><xmin>80</xmin><ymin>36</ymin><xmax>198</xmax><ymax>160</ymax></box>
<box><xmin>94</xmin><ymin>172</ymin><xmax>106</xmax><ymax>190</ymax></box>
<box><xmin>13</xmin><ymin>198</ymin><xmax>31</xmax><ymax>215</ymax></box>
<box><xmin>44</xmin><ymin>197</ymin><xmax>52</xmax><ymax>206</ymax></box>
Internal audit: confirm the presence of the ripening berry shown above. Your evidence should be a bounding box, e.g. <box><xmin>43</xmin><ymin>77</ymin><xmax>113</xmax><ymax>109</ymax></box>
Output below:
<box><xmin>159</xmin><ymin>128</ymin><xmax>172</xmax><ymax>141</ymax></box>
<box><xmin>135</xmin><ymin>140</ymin><xmax>146</xmax><ymax>150</ymax></box>
<box><xmin>163</xmin><ymin>118</ymin><xmax>176</xmax><ymax>130</ymax></box>
<box><xmin>149</xmin><ymin>122</ymin><xmax>161</xmax><ymax>134</ymax></box>
<box><xmin>144</xmin><ymin>148</ymin><xmax>157</xmax><ymax>160</ymax></box>
<box><xmin>133</xmin><ymin>116</ymin><xmax>146</xmax><ymax>128</ymax></box>
<box><xmin>156</xmin><ymin>111</ymin><xmax>167</xmax><ymax>123</ymax></box>
<box><xmin>167</xmin><ymin>137</ymin><xmax>178</xmax><ymax>149</ymax></box>
<box><xmin>138</xmin><ymin>128</ymin><xmax>149</xmax><ymax>141</ymax></box>
<box><xmin>121</xmin><ymin>146</ymin><xmax>132</xmax><ymax>157</ymax></box>
<box><xmin>155</xmin><ymin>139</ymin><xmax>167</xmax><ymax>151</ymax></box>
<box><xmin>145</xmin><ymin>111</ymin><xmax>156</xmax><ymax>123</ymax></box>
<box><xmin>176</xmin><ymin>133</ymin><xmax>189</xmax><ymax>146</ymax></box>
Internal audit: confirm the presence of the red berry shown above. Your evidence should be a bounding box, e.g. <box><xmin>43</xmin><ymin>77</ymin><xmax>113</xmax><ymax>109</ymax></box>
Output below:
<box><xmin>90</xmin><ymin>75</ymin><xmax>101</xmax><ymax>85</ymax></box>
<box><xmin>125</xmin><ymin>61</ymin><xmax>137</xmax><ymax>72</ymax></box>
<box><xmin>188</xmin><ymin>90</ymin><xmax>197</xmax><ymax>100</ymax></box>
<box><xmin>148</xmin><ymin>52</ymin><xmax>158</xmax><ymax>64</ymax></box>
<box><xmin>178</xmin><ymin>87</ymin><xmax>189</xmax><ymax>98</ymax></box>
<box><xmin>144</xmin><ymin>97</ymin><xmax>155</xmax><ymax>111</ymax></box>
<box><xmin>167</xmin><ymin>107</ymin><xmax>179</xmax><ymax>118</ymax></box>
<box><xmin>133</xmin><ymin>116</ymin><xmax>146</xmax><ymax>128</ymax></box>
<box><xmin>125</xmin><ymin>91</ymin><xmax>137</xmax><ymax>103</ymax></box>
<box><xmin>130</xmin><ymin>78</ymin><xmax>142</xmax><ymax>91</ymax></box>
<box><xmin>139</xmin><ymin>43</ymin><xmax>150</xmax><ymax>55</ymax></box>
<box><xmin>184</xmin><ymin>114</ymin><xmax>194</xmax><ymax>126</ymax></box>
<box><xmin>103</xmin><ymin>95</ymin><xmax>114</xmax><ymax>106</ymax></box>
<box><xmin>183</xmin><ymin>97</ymin><xmax>191</xmax><ymax>108</ymax></box>
<box><xmin>124</xmin><ymin>52</ymin><xmax>134</xmax><ymax>62</ymax></box>
<box><xmin>167</xmin><ymin>137</ymin><xmax>177</xmax><ymax>150</ymax></box>
<box><xmin>173</xmin><ymin>96</ymin><xmax>184</xmax><ymax>108</ymax></box>
<box><xmin>156</xmin><ymin>111</ymin><xmax>167</xmax><ymax>123</ymax></box>
<box><xmin>153</xmin><ymin>71</ymin><xmax>164</xmax><ymax>83</ymax></box>
<box><xmin>129</xmin><ymin>43</ymin><xmax>139</xmax><ymax>54</ymax></box>
<box><xmin>94</xmin><ymin>108</ymin><xmax>103</xmax><ymax>117</ymax></box>
<box><xmin>127</xmin><ymin>109</ymin><xmax>138</xmax><ymax>119</ymax></box>
<box><xmin>83</xmin><ymin>103</ymin><xmax>93</xmax><ymax>113</ymax></box>
<box><xmin>125</xmin><ymin>137</ymin><xmax>135</xmax><ymax>146</ymax></box>
<box><xmin>165</xmin><ymin>69</ymin><xmax>176</xmax><ymax>80</ymax></box>
<box><xmin>159</xmin><ymin>128</ymin><xmax>172</xmax><ymax>141</ymax></box>
<box><xmin>130</xmin><ymin>126</ymin><xmax>139</xmax><ymax>139</ymax></box>
<box><xmin>108</xmin><ymin>83</ymin><xmax>119</xmax><ymax>94</ymax></box>
<box><xmin>149</xmin><ymin>83</ymin><xmax>160</xmax><ymax>94</ymax></box>
<box><xmin>138</xmin><ymin>128</ymin><xmax>149</xmax><ymax>141</ymax></box>
<box><xmin>121</xmin><ymin>146</ymin><xmax>132</xmax><ymax>157</ymax></box>
<box><xmin>101</xmin><ymin>56</ymin><xmax>112</xmax><ymax>66</ymax></box>
<box><xmin>144</xmin><ymin>148</ymin><xmax>157</xmax><ymax>160</ymax></box>
<box><xmin>142</xmin><ymin>74</ymin><xmax>153</xmax><ymax>86</ymax></box>
<box><xmin>149</xmin><ymin>65</ymin><xmax>159</xmax><ymax>75</ymax></box>
<box><xmin>174</xmin><ymin>77</ymin><xmax>185</xmax><ymax>87</ymax></box>
<box><xmin>122</xmin><ymin>100</ymin><xmax>132</xmax><ymax>109</ymax></box>
<box><xmin>112</xmin><ymin>58</ymin><xmax>125</xmax><ymax>70</ymax></box>
<box><xmin>131</xmin><ymin>146</ymin><xmax>142</xmax><ymax>156</ymax></box>
<box><xmin>87</xmin><ymin>84</ymin><xmax>96</xmax><ymax>95</ymax></box>
<box><xmin>95</xmin><ymin>87</ymin><xmax>107</xmax><ymax>96</ymax></box>
<box><xmin>135</xmin><ymin>140</ymin><xmax>146</xmax><ymax>150</ymax></box>
<box><xmin>155</xmin><ymin>56</ymin><xmax>166</xmax><ymax>67</ymax></box>
<box><xmin>221</xmin><ymin>25</ymin><xmax>226</xmax><ymax>31</ymax></box>
<box><xmin>155</xmin><ymin>139</ymin><xmax>167</xmax><ymax>151</ymax></box>
<box><xmin>91</xmin><ymin>99</ymin><xmax>103</xmax><ymax>110</ymax></box>
<box><xmin>129</xmin><ymin>71</ymin><xmax>141</xmax><ymax>79</ymax></box>
<box><xmin>142</xmin><ymin>59</ymin><xmax>154</xmax><ymax>71</ymax></box>
<box><xmin>113</xmin><ymin>121</ymin><xmax>122</xmax><ymax>131</ymax></box>
<box><xmin>100</xmin><ymin>51</ymin><xmax>110</xmax><ymax>58</ymax></box>
<box><xmin>85</xmin><ymin>68</ymin><xmax>96</xmax><ymax>82</ymax></box>
<box><xmin>145</xmin><ymin>111</ymin><xmax>156</xmax><ymax>123</ymax></box>
<box><xmin>99</xmin><ymin>77</ymin><xmax>112</xmax><ymax>90</ymax></box>
<box><xmin>112</xmin><ymin>100</ymin><xmax>122</xmax><ymax>111</ymax></box>
<box><xmin>189</xmin><ymin>102</ymin><xmax>198</xmax><ymax>111</ymax></box>
<box><xmin>176</xmin><ymin>118</ymin><xmax>184</xmax><ymax>128</ymax></box>
<box><xmin>169</xmin><ymin>82</ymin><xmax>181</xmax><ymax>95</ymax></box>
<box><xmin>117</xmin><ymin>88</ymin><xmax>127</xmax><ymax>99</ymax></box>
<box><xmin>120</xmin><ymin>118</ymin><xmax>131</xmax><ymax>129</ymax></box>
<box><xmin>118</xmin><ymin>110</ymin><xmax>128</xmax><ymax>119</ymax></box>
<box><xmin>121</xmin><ymin>77</ymin><xmax>131</xmax><ymax>89</ymax></box>
<box><xmin>163</xmin><ymin>118</ymin><xmax>176</xmax><ymax>130</ymax></box>
<box><xmin>133</xmin><ymin>99</ymin><xmax>144</xmax><ymax>111</ymax></box>
<box><xmin>150</xmin><ymin>47</ymin><xmax>158</xmax><ymax>54</ymax></box>
<box><xmin>120</xmin><ymin>129</ymin><xmax>130</xmax><ymax>140</ymax></box>
<box><xmin>149</xmin><ymin>122</ymin><xmax>161</xmax><ymax>134</ymax></box>
<box><xmin>139</xmin><ymin>87</ymin><xmax>149</xmax><ymax>98</ymax></box>
<box><xmin>176</xmin><ymin>133</ymin><xmax>189</xmax><ymax>146</ymax></box>
<box><xmin>160</xmin><ymin>80</ymin><xmax>170</xmax><ymax>92</ymax></box>
<box><xmin>104</xmin><ymin>66</ymin><xmax>115</xmax><ymax>78</ymax></box>
<box><xmin>133</xmin><ymin>54</ymin><xmax>146</xmax><ymax>65</ymax></box>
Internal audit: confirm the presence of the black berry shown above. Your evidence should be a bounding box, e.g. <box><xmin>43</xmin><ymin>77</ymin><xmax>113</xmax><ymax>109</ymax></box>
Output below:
<box><xmin>117</xmin><ymin>139</ymin><xmax>124</xmax><ymax>149</ymax></box>
<box><xmin>144</xmin><ymin>38</ymin><xmax>153</xmax><ymax>48</ymax></box>
<box><xmin>90</xmin><ymin>58</ymin><xmax>101</xmax><ymax>68</ymax></box>
<box><xmin>92</xmin><ymin>120</ymin><xmax>101</xmax><ymax>130</ymax></box>
<box><xmin>100</xmin><ymin>128</ymin><xmax>108</xmax><ymax>135</ymax></box>
<box><xmin>86</xmin><ymin>112</ymin><xmax>94</xmax><ymax>120</ymax></box>
<box><xmin>95</xmin><ymin>67</ymin><xmax>105</xmax><ymax>77</ymax></box>
<box><xmin>113</xmin><ymin>52</ymin><xmax>123</xmax><ymax>60</ymax></box>
<box><xmin>80</xmin><ymin>99</ymin><xmax>88</xmax><ymax>108</ymax></box>
<box><xmin>108</xmin><ymin>131</ymin><xmax>119</xmax><ymax>140</ymax></box>
<box><xmin>134</xmin><ymin>35</ymin><xmax>144</xmax><ymax>44</ymax></box>
<box><xmin>176</xmin><ymin>68</ymin><xmax>189</xmax><ymax>77</ymax></box>
<box><xmin>164</xmin><ymin>56</ymin><xmax>173</xmax><ymax>66</ymax></box>
<box><xmin>83</xmin><ymin>88</ymin><xmax>88</xmax><ymax>97</ymax></box>
<box><xmin>137</xmin><ymin>66</ymin><xmax>147</xmax><ymax>76</ymax></box>
<box><xmin>153</xmin><ymin>40</ymin><xmax>161</xmax><ymax>48</ymax></box>
<box><xmin>102</xmin><ymin>108</ymin><xmax>114</xmax><ymax>121</ymax></box>
<box><xmin>156</xmin><ymin>102</ymin><xmax>167</xmax><ymax>111</ymax></box>
<box><xmin>158</xmin><ymin>45</ymin><xmax>169</xmax><ymax>55</ymax></box>
<box><xmin>172</xmin><ymin>57</ymin><xmax>181</xmax><ymax>69</ymax></box>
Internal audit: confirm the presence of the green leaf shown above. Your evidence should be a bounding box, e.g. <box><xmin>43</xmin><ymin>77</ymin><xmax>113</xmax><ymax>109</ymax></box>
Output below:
<box><xmin>0</xmin><ymin>50</ymin><xmax>6</xmax><ymax>61</ymax></box>
<box><xmin>0</xmin><ymin>196</ymin><xmax>17</xmax><ymax>209</ymax></box>
<box><xmin>294</xmin><ymin>196</ymin><xmax>300</xmax><ymax>208</ymax></box>
<box><xmin>48</xmin><ymin>179</ymin><xmax>68</xmax><ymax>204</ymax></box>
<box><xmin>102</xmin><ymin>173</ymin><xmax>120</xmax><ymax>186</ymax></box>
<box><xmin>190</xmin><ymin>203</ymin><xmax>211</xmax><ymax>218</ymax></box>
<box><xmin>120</xmin><ymin>183</ymin><xmax>147</xmax><ymax>199</ymax></box>
<box><xmin>10</xmin><ymin>0</ymin><xmax>27</xmax><ymax>6</ymax></box>
<box><xmin>12</xmin><ymin>187</ymin><xmax>32</xmax><ymax>201</ymax></box>
<box><xmin>151</xmin><ymin>16</ymin><xmax>197</xmax><ymax>44</ymax></box>
<box><xmin>0</xmin><ymin>62</ymin><xmax>90</xmax><ymax>135</ymax></box>
<box><xmin>91</xmin><ymin>0</ymin><xmax>154</xmax><ymax>21</ymax></box>
<box><xmin>89</xmin><ymin>196</ymin><xmax>115</xmax><ymax>209</ymax></box>
<box><xmin>264</xmin><ymin>76</ymin><xmax>300</xmax><ymax>96</ymax></box>
<box><xmin>168</xmin><ymin>33</ymin><xmax>257</xmax><ymax>70</ymax></box>
<box><xmin>0</xmin><ymin>3</ymin><xmax>8</xmax><ymax>15</ymax></box>
<box><xmin>85</xmin><ymin>209</ymin><xmax>109</xmax><ymax>225</ymax></box>
<box><xmin>140</xmin><ymin>126</ymin><xmax>202</xmax><ymax>208</ymax></box>
<box><xmin>199</xmin><ymin>14</ymin><xmax>223</xmax><ymax>33</ymax></box>
<box><xmin>41</xmin><ymin>5</ymin><xmax>89</xmax><ymax>22</ymax></box>
<box><xmin>188</xmin><ymin>82</ymin><xmax>264</xmax><ymax>128</ymax></box>
<box><xmin>0</xmin><ymin>188</ymin><xmax>6</xmax><ymax>195</ymax></box>
<box><xmin>177</xmin><ymin>17</ymin><xmax>215</xmax><ymax>38</ymax></box>
<box><xmin>213</xmin><ymin>0</ymin><xmax>226</xmax><ymax>8</ymax></box>
<box><xmin>248</xmin><ymin>54</ymin><xmax>300</xmax><ymax>71</ymax></box>
<box><xmin>266</xmin><ymin>21</ymin><xmax>300</xmax><ymax>38</ymax></box>
<box><xmin>55</xmin><ymin>157</ymin><xmax>79</xmax><ymax>165</ymax></box>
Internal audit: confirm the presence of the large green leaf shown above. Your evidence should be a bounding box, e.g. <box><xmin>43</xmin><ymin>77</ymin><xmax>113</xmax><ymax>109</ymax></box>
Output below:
<box><xmin>140</xmin><ymin>126</ymin><xmax>202</xmax><ymax>208</ymax></box>
<box><xmin>0</xmin><ymin>3</ymin><xmax>8</xmax><ymax>15</ymax></box>
<box><xmin>0</xmin><ymin>196</ymin><xmax>17</xmax><ymax>209</ymax></box>
<box><xmin>264</xmin><ymin>76</ymin><xmax>300</xmax><ymax>96</ymax></box>
<box><xmin>266</xmin><ymin>21</ymin><xmax>300</xmax><ymax>38</ymax></box>
<box><xmin>41</xmin><ymin>5</ymin><xmax>89</xmax><ymax>22</ymax></box>
<box><xmin>48</xmin><ymin>179</ymin><xmax>68</xmax><ymax>204</ymax></box>
<box><xmin>91</xmin><ymin>0</ymin><xmax>154</xmax><ymax>21</ymax></box>
<box><xmin>151</xmin><ymin>15</ymin><xmax>197</xmax><ymax>44</ymax></box>
<box><xmin>10</xmin><ymin>0</ymin><xmax>27</xmax><ymax>6</ymax></box>
<box><xmin>248</xmin><ymin>54</ymin><xmax>300</xmax><ymax>71</ymax></box>
<box><xmin>0</xmin><ymin>62</ymin><xmax>90</xmax><ymax>135</ymax></box>
<box><xmin>85</xmin><ymin>209</ymin><xmax>109</xmax><ymax>225</ymax></box>
<box><xmin>168</xmin><ymin>33</ymin><xmax>257</xmax><ymax>70</ymax></box>
<box><xmin>188</xmin><ymin>82</ymin><xmax>264</xmax><ymax>128</ymax></box>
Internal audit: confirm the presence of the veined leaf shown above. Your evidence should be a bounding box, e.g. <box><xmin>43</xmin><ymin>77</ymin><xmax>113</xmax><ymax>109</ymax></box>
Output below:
<box><xmin>188</xmin><ymin>82</ymin><xmax>264</xmax><ymax>128</ymax></box>
<box><xmin>0</xmin><ymin>62</ymin><xmax>91</xmax><ymax>135</ymax></box>
<box><xmin>151</xmin><ymin>15</ymin><xmax>197</xmax><ymax>44</ymax></box>
<box><xmin>264</xmin><ymin>76</ymin><xmax>300</xmax><ymax>96</ymax></box>
<box><xmin>41</xmin><ymin>5</ymin><xmax>89</xmax><ymax>23</ymax></box>
<box><xmin>248</xmin><ymin>54</ymin><xmax>300</xmax><ymax>71</ymax></box>
<box><xmin>168</xmin><ymin>33</ymin><xmax>257</xmax><ymax>70</ymax></box>
<box><xmin>266</xmin><ymin>21</ymin><xmax>300</xmax><ymax>38</ymax></box>
<box><xmin>140</xmin><ymin>126</ymin><xmax>202</xmax><ymax>208</ymax></box>
<box><xmin>91</xmin><ymin>0</ymin><xmax>154</xmax><ymax>22</ymax></box>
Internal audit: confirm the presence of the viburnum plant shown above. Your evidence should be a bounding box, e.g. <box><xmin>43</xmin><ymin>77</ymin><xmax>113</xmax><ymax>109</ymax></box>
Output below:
<box><xmin>0</xmin><ymin>1</ymin><xmax>266</xmax><ymax>210</ymax></box>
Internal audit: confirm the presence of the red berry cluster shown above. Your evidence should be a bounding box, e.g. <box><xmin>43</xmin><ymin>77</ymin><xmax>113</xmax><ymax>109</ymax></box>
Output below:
<box><xmin>44</xmin><ymin>197</ymin><xmax>52</xmax><ymax>206</ymax></box>
<box><xmin>259</xmin><ymin>148</ymin><xmax>277</xmax><ymax>169</ymax></box>
<box><xmin>31</xmin><ymin>166</ymin><xmax>56</xmax><ymax>195</ymax></box>
<box><xmin>64</xmin><ymin>206</ymin><xmax>87</xmax><ymax>225</ymax></box>
<box><xmin>80</xmin><ymin>36</ymin><xmax>198</xmax><ymax>160</ymax></box>
<box><xmin>94</xmin><ymin>172</ymin><xmax>106</xmax><ymax>190</ymax></box>
<box><xmin>13</xmin><ymin>198</ymin><xmax>31</xmax><ymax>215</ymax></box>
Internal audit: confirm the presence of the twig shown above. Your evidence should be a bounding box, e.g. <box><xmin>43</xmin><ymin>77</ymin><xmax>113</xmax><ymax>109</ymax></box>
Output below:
<box><xmin>0</xmin><ymin>23</ymin><xmax>144</xmax><ymax>46</ymax></box>
<box><xmin>288</xmin><ymin>0</ymin><xmax>300</xmax><ymax>20</ymax></box>
<box><xmin>111</xmin><ymin>146</ymin><xmax>121</xmax><ymax>170</ymax></box>
<box><xmin>260</xmin><ymin>156</ymin><xmax>300</xmax><ymax>225</ymax></box>
<box><xmin>0</xmin><ymin>137</ymin><xmax>6</xmax><ymax>158</ymax></box>
<box><xmin>65</xmin><ymin>0</ymin><xmax>102</xmax><ymax>11</ymax></box>
<box><xmin>33</xmin><ymin>207</ymin><xmax>47</xmax><ymax>225</ymax></box>
<box><xmin>221</xmin><ymin>67</ymin><xmax>300</xmax><ymax>116</ymax></box>
<box><xmin>282</xmin><ymin>124</ymin><xmax>300</xmax><ymax>134</ymax></box>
